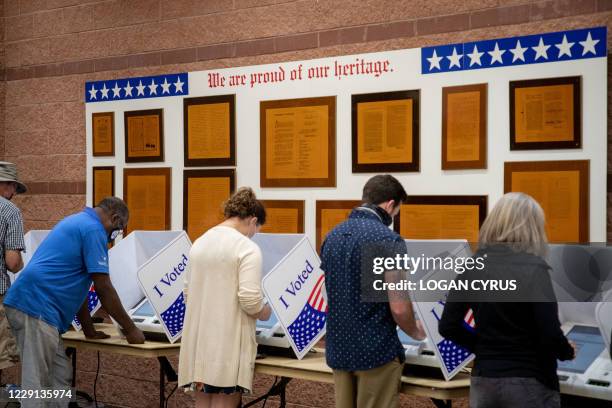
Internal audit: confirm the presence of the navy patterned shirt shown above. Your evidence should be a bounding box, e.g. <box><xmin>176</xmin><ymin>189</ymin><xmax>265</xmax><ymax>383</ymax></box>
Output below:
<box><xmin>321</xmin><ymin>208</ymin><xmax>406</xmax><ymax>371</ymax></box>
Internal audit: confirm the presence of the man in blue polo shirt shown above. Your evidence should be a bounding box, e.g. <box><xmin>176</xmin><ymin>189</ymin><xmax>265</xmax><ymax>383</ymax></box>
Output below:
<box><xmin>321</xmin><ymin>175</ymin><xmax>426</xmax><ymax>408</ymax></box>
<box><xmin>4</xmin><ymin>197</ymin><xmax>144</xmax><ymax>406</ymax></box>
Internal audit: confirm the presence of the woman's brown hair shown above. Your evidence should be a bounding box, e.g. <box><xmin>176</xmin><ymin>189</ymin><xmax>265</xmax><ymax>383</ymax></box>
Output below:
<box><xmin>223</xmin><ymin>187</ymin><xmax>266</xmax><ymax>225</ymax></box>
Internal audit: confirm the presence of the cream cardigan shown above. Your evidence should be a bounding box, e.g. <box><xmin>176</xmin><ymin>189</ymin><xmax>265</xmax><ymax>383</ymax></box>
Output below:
<box><xmin>178</xmin><ymin>225</ymin><xmax>264</xmax><ymax>392</ymax></box>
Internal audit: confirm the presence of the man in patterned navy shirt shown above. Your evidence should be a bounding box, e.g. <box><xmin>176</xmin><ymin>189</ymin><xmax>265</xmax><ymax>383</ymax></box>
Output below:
<box><xmin>321</xmin><ymin>175</ymin><xmax>426</xmax><ymax>408</ymax></box>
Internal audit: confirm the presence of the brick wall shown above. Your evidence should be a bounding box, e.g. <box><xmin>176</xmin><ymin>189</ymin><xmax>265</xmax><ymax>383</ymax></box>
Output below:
<box><xmin>1</xmin><ymin>0</ymin><xmax>611</xmax><ymax>407</ymax></box>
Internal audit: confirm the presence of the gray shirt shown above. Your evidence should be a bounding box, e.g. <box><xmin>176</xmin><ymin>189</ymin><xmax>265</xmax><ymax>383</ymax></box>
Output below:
<box><xmin>0</xmin><ymin>197</ymin><xmax>25</xmax><ymax>295</ymax></box>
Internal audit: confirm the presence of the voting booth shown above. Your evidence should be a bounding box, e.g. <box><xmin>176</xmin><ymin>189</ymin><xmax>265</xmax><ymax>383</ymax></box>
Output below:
<box><xmin>547</xmin><ymin>244</ymin><xmax>612</xmax><ymax>402</ymax></box>
<box><xmin>406</xmin><ymin>239</ymin><xmax>476</xmax><ymax>381</ymax></box>
<box><xmin>254</xmin><ymin>233</ymin><xmax>327</xmax><ymax>359</ymax></box>
<box><xmin>109</xmin><ymin>230</ymin><xmax>188</xmax><ymax>343</ymax></box>
<box><xmin>109</xmin><ymin>230</ymin><xmax>184</xmax><ymax>311</ymax></box>
<box><xmin>136</xmin><ymin>231</ymin><xmax>191</xmax><ymax>343</ymax></box>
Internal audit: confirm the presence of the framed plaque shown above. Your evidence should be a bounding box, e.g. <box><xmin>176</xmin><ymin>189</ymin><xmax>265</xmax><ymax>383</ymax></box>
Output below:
<box><xmin>123</xmin><ymin>168</ymin><xmax>171</xmax><ymax>234</ymax></box>
<box><xmin>183</xmin><ymin>169</ymin><xmax>235</xmax><ymax>242</ymax></box>
<box><xmin>92</xmin><ymin>166</ymin><xmax>114</xmax><ymax>207</ymax></box>
<box><xmin>442</xmin><ymin>84</ymin><xmax>487</xmax><ymax>169</ymax></box>
<box><xmin>184</xmin><ymin>95</ymin><xmax>235</xmax><ymax>167</ymax></box>
<box><xmin>260</xmin><ymin>96</ymin><xmax>336</xmax><ymax>187</ymax></box>
<box><xmin>394</xmin><ymin>196</ymin><xmax>487</xmax><ymax>243</ymax></box>
<box><xmin>504</xmin><ymin>160</ymin><xmax>589</xmax><ymax>243</ymax></box>
<box><xmin>259</xmin><ymin>200</ymin><xmax>305</xmax><ymax>234</ymax></box>
<box><xmin>124</xmin><ymin>109</ymin><xmax>164</xmax><ymax>163</ymax></box>
<box><xmin>316</xmin><ymin>200</ymin><xmax>361</xmax><ymax>252</ymax></box>
<box><xmin>510</xmin><ymin>76</ymin><xmax>581</xmax><ymax>150</ymax></box>
<box><xmin>92</xmin><ymin>112</ymin><xmax>115</xmax><ymax>156</ymax></box>
<box><xmin>352</xmin><ymin>90</ymin><xmax>420</xmax><ymax>173</ymax></box>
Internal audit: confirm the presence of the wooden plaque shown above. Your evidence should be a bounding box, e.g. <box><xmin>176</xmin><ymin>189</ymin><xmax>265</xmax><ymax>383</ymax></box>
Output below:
<box><xmin>92</xmin><ymin>112</ymin><xmax>115</xmax><ymax>156</ymax></box>
<box><xmin>352</xmin><ymin>90</ymin><xmax>420</xmax><ymax>172</ymax></box>
<box><xmin>504</xmin><ymin>160</ymin><xmax>589</xmax><ymax>243</ymax></box>
<box><xmin>259</xmin><ymin>200</ymin><xmax>305</xmax><ymax>234</ymax></box>
<box><xmin>394</xmin><ymin>196</ymin><xmax>487</xmax><ymax>243</ymax></box>
<box><xmin>92</xmin><ymin>166</ymin><xmax>115</xmax><ymax>207</ymax></box>
<box><xmin>123</xmin><ymin>168</ymin><xmax>171</xmax><ymax>234</ymax></box>
<box><xmin>260</xmin><ymin>96</ymin><xmax>336</xmax><ymax>187</ymax></box>
<box><xmin>442</xmin><ymin>84</ymin><xmax>487</xmax><ymax>169</ymax></box>
<box><xmin>183</xmin><ymin>169</ymin><xmax>236</xmax><ymax>242</ymax></box>
<box><xmin>510</xmin><ymin>76</ymin><xmax>581</xmax><ymax>150</ymax></box>
<box><xmin>184</xmin><ymin>95</ymin><xmax>236</xmax><ymax>167</ymax></box>
<box><xmin>124</xmin><ymin>109</ymin><xmax>164</xmax><ymax>163</ymax></box>
<box><xmin>316</xmin><ymin>200</ymin><xmax>361</xmax><ymax>252</ymax></box>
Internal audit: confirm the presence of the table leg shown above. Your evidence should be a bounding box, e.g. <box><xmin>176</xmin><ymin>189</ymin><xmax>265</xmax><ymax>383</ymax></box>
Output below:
<box><xmin>65</xmin><ymin>348</ymin><xmax>93</xmax><ymax>407</ymax></box>
<box><xmin>157</xmin><ymin>357</ymin><xmax>178</xmax><ymax>408</ymax></box>
<box><xmin>431</xmin><ymin>398</ymin><xmax>452</xmax><ymax>408</ymax></box>
<box><xmin>159</xmin><ymin>362</ymin><xmax>164</xmax><ymax>408</ymax></box>
<box><xmin>243</xmin><ymin>377</ymin><xmax>292</xmax><ymax>408</ymax></box>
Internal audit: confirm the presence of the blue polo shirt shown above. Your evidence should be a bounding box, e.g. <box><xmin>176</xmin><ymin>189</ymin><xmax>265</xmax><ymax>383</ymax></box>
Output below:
<box><xmin>321</xmin><ymin>208</ymin><xmax>406</xmax><ymax>371</ymax></box>
<box><xmin>4</xmin><ymin>208</ymin><xmax>109</xmax><ymax>333</ymax></box>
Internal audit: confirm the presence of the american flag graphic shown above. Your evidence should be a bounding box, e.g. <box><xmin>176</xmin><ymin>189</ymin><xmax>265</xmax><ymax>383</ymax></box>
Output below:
<box><xmin>463</xmin><ymin>308</ymin><xmax>476</xmax><ymax>333</ymax></box>
<box><xmin>287</xmin><ymin>275</ymin><xmax>327</xmax><ymax>352</ymax></box>
<box><xmin>72</xmin><ymin>285</ymin><xmax>100</xmax><ymax>328</ymax></box>
<box><xmin>437</xmin><ymin>339</ymin><xmax>472</xmax><ymax>373</ymax></box>
<box><xmin>437</xmin><ymin>308</ymin><xmax>475</xmax><ymax>373</ymax></box>
<box><xmin>160</xmin><ymin>293</ymin><xmax>186</xmax><ymax>337</ymax></box>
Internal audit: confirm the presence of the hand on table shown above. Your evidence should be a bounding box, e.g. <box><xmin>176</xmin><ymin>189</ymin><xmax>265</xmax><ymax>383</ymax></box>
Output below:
<box><xmin>84</xmin><ymin>330</ymin><xmax>111</xmax><ymax>340</ymax></box>
<box><xmin>122</xmin><ymin>326</ymin><xmax>146</xmax><ymax>344</ymax></box>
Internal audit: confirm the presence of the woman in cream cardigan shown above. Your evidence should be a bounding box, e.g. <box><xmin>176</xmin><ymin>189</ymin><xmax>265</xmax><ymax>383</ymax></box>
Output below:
<box><xmin>179</xmin><ymin>187</ymin><xmax>272</xmax><ymax>408</ymax></box>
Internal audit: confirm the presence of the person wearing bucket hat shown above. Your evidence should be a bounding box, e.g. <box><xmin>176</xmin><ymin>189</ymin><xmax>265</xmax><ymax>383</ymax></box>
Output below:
<box><xmin>0</xmin><ymin>161</ymin><xmax>26</xmax><ymax>374</ymax></box>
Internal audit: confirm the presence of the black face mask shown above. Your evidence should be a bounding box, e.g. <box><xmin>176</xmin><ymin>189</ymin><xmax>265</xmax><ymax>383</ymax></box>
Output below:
<box><xmin>358</xmin><ymin>203</ymin><xmax>393</xmax><ymax>226</ymax></box>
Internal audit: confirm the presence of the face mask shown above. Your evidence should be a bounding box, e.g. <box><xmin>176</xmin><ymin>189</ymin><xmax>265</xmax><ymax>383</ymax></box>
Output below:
<box><xmin>359</xmin><ymin>203</ymin><xmax>393</xmax><ymax>227</ymax></box>
<box><xmin>108</xmin><ymin>229</ymin><xmax>122</xmax><ymax>242</ymax></box>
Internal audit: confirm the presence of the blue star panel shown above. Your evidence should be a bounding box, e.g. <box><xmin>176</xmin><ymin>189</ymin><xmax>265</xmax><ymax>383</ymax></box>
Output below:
<box><xmin>160</xmin><ymin>292</ymin><xmax>186</xmax><ymax>338</ymax></box>
<box><xmin>421</xmin><ymin>27</ymin><xmax>606</xmax><ymax>74</ymax></box>
<box><xmin>85</xmin><ymin>73</ymin><xmax>188</xmax><ymax>103</ymax></box>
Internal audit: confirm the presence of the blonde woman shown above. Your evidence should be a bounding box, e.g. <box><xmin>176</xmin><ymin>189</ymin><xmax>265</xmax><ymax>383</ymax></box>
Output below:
<box><xmin>179</xmin><ymin>187</ymin><xmax>272</xmax><ymax>408</ymax></box>
<box><xmin>439</xmin><ymin>192</ymin><xmax>574</xmax><ymax>408</ymax></box>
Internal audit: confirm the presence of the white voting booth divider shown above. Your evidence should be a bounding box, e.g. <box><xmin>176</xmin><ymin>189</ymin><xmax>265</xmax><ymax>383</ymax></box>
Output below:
<box><xmin>109</xmin><ymin>230</ymin><xmax>184</xmax><ymax>312</ymax></box>
<box><xmin>137</xmin><ymin>232</ymin><xmax>191</xmax><ymax>343</ymax></box>
<box><xmin>11</xmin><ymin>230</ymin><xmax>50</xmax><ymax>284</ymax></box>
<box><xmin>255</xmin><ymin>233</ymin><xmax>327</xmax><ymax>359</ymax></box>
<box><xmin>406</xmin><ymin>239</ymin><xmax>476</xmax><ymax>381</ymax></box>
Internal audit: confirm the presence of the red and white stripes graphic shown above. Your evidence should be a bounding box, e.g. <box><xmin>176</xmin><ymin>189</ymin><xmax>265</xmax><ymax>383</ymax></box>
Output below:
<box><xmin>307</xmin><ymin>274</ymin><xmax>327</xmax><ymax>312</ymax></box>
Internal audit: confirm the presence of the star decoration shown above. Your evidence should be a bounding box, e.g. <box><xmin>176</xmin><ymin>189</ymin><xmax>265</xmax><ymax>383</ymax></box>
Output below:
<box><xmin>488</xmin><ymin>42</ymin><xmax>505</xmax><ymax>65</ymax></box>
<box><xmin>100</xmin><ymin>83</ymin><xmax>109</xmax><ymax>99</ymax></box>
<box><xmin>579</xmin><ymin>31</ymin><xmax>599</xmax><ymax>56</ymax></box>
<box><xmin>148</xmin><ymin>79</ymin><xmax>158</xmax><ymax>95</ymax></box>
<box><xmin>467</xmin><ymin>44</ymin><xmax>484</xmax><ymax>66</ymax></box>
<box><xmin>555</xmin><ymin>34</ymin><xmax>574</xmax><ymax>58</ymax></box>
<box><xmin>446</xmin><ymin>47</ymin><xmax>463</xmax><ymax>68</ymax></box>
<box><xmin>111</xmin><ymin>82</ymin><xmax>121</xmax><ymax>98</ymax></box>
<box><xmin>174</xmin><ymin>77</ymin><xmax>185</xmax><ymax>93</ymax></box>
<box><xmin>136</xmin><ymin>80</ymin><xmax>146</xmax><ymax>96</ymax></box>
<box><xmin>510</xmin><ymin>39</ymin><xmax>527</xmax><ymax>62</ymax></box>
<box><xmin>427</xmin><ymin>49</ymin><xmax>442</xmax><ymax>70</ymax></box>
<box><xmin>161</xmin><ymin>78</ymin><xmax>171</xmax><ymax>94</ymax></box>
<box><xmin>531</xmin><ymin>37</ymin><xmax>550</xmax><ymax>60</ymax></box>
<box><xmin>124</xmin><ymin>81</ymin><xmax>133</xmax><ymax>97</ymax></box>
<box><xmin>88</xmin><ymin>85</ymin><xmax>97</xmax><ymax>100</ymax></box>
